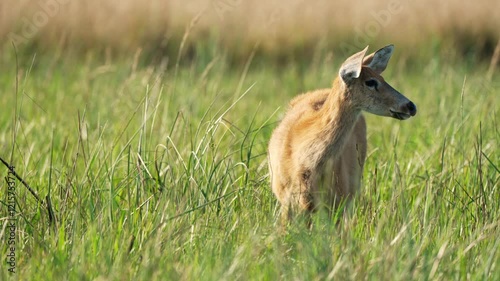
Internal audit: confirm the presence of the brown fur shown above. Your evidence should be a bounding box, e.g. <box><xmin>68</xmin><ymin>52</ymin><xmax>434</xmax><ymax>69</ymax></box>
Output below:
<box><xmin>268</xmin><ymin>45</ymin><xmax>416</xmax><ymax>226</ymax></box>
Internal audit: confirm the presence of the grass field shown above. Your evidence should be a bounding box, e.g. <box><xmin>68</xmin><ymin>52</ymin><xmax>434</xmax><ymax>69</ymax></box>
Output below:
<box><xmin>0</xmin><ymin>1</ymin><xmax>499</xmax><ymax>280</ymax></box>
<box><xmin>0</xmin><ymin>43</ymin><xmax>498</xmax><ymax>280</ymax></box>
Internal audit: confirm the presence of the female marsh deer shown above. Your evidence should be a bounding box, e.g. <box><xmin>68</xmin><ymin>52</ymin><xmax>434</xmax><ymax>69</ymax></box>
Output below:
<box><xmin>268</xmin><ymin>45</ymin><xmax>416</xmax><ymax>226</ymax></box>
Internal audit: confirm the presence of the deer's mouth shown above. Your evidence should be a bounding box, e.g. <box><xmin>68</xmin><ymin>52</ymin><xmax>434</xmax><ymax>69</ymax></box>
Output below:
<box><xmin>390</xmin><ymin>110</ymin><xmax>411</xmax><ymax>120</ymax></box>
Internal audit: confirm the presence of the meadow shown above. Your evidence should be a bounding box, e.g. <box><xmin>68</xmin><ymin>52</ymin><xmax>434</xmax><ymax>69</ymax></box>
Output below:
<box><xmin>0</xmin><ymin>0</ymin><xmax>499</xmax><ymax>280</ymax></box>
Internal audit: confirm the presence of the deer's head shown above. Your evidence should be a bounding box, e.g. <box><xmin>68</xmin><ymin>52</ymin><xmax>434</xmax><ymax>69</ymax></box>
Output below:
<box><xmin>338</xmin><ymin>45</ymin><xmax>417</xmax><ymax>120</ymax></box>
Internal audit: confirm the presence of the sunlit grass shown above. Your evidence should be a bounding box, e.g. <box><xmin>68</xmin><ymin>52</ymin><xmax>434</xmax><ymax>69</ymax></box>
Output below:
<box><xmin>0</xmin><ymin>44</ymin><xmax>498</xmax><ymax>280</ymax></box>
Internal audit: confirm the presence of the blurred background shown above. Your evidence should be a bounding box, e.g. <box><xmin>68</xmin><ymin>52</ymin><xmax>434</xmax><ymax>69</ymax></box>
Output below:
<box><xmin>1</xmin><ymin>0</ymin><xmax>499</xmax><ymax>66</ymax></box>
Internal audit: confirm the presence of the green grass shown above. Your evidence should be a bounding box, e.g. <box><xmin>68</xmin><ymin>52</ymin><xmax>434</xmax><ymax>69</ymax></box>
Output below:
<box><xmin>0</xmin><ymin>46</ymin><xmax>498</xmax><ymax>280</ymax></box>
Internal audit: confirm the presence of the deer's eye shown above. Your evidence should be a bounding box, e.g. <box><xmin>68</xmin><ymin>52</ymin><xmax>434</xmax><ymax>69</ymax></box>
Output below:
<box><xmin>365</xmin><ymin>79</ymin><xmax>378</xmax><ymax>89</ymax></box>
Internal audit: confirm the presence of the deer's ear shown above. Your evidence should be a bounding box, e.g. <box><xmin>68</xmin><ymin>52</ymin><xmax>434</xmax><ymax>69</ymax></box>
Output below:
<box><xmin>339</xmin><ymin>46</ymin><xmax>369</xmax><ymax>83</ymax></box>
<box><xmin>363</xmin><ymin>44</ymin><xmax>394</xmax><ymax>74</ymax></box>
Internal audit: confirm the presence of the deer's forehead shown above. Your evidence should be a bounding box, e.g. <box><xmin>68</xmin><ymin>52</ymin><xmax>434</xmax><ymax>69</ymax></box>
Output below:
<box><xmin>360</xmin><ymin>67</ymin><xmax>385</xmax><ymax>81</ymax></box>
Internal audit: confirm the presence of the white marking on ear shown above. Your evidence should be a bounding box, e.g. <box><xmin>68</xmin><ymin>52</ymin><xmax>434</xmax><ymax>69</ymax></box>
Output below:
<box><xmin>365</xmin><ymin>44</ymin><xmax>394</xmax><ymax>74</ymax></box>
<box><xmin>339</xmin><ymin>46</ymin><xmax>369</xmax><ymax>83</ymax></box>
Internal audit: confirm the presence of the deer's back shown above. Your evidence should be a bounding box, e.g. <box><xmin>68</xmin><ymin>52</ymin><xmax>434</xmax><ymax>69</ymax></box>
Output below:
<box><xmin>268</xmin><ymin>89</ymin><xmax>367</xmax><ymax>206</ymax></box>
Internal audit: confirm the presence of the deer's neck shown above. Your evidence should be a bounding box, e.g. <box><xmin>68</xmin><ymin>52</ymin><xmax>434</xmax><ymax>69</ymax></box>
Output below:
<box><xmin>314</xmin><ymin>79</ymin><xmax>361</xmax><ymax>167</ymax></box>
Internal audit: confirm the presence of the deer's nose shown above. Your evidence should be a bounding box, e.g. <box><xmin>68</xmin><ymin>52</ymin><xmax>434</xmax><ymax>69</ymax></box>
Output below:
<box><xmin>407</xmin><ymin>101</ymin><xmax>417</xmax><ymax>116</ymax></box>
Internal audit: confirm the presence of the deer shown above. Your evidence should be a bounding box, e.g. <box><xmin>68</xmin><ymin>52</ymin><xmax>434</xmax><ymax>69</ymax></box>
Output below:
<box><xmin>268</xmin><ymin>45</ymin><xmax>417</xmax><ymax>227</ymax></box>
